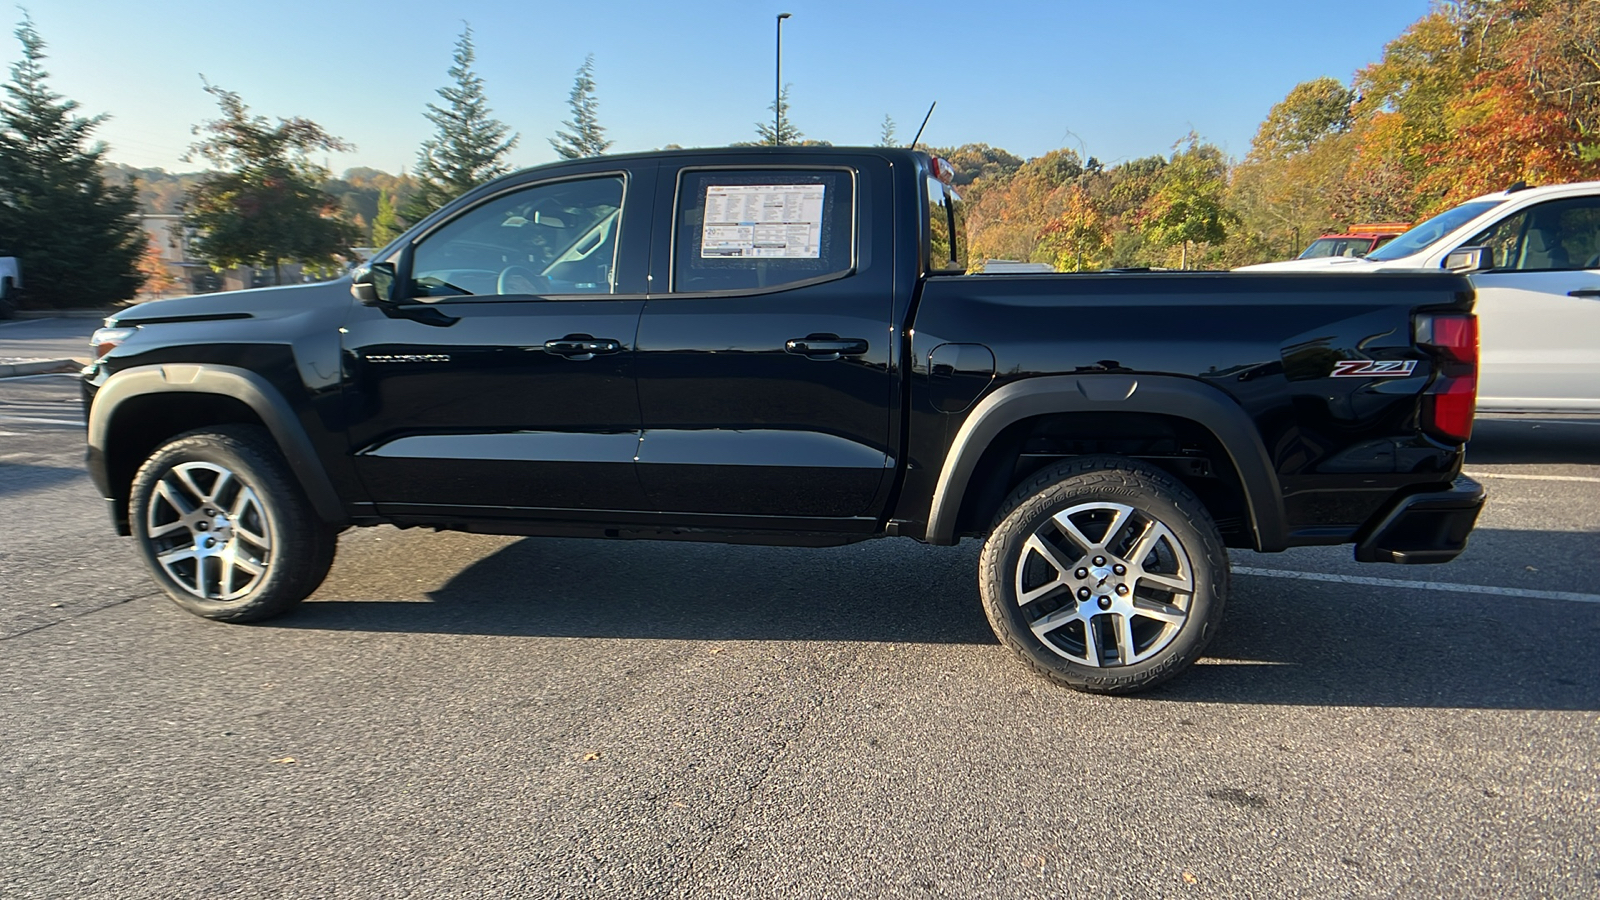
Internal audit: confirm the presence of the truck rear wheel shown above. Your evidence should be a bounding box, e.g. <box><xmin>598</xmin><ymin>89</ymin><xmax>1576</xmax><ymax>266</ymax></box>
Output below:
<box><xmin>979</xmin><ymin>455</ymin><xmax>1228</xmax><ymax>694</ymax></box>
<box><xmin>129</xmin><ymin>426</ymin><xmax>337</xmax><ymax>623</ymax></box>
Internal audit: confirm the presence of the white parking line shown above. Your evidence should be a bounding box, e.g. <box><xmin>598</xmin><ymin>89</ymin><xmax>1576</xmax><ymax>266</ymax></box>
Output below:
<box><xmin>0</xmin><ymin>414</ymin><xmax>83</xmax><ymax>426</ymax></box>
<box><xmin>1464</xmin><ymin>471</ymin><xmax>1600</xmax><ymax>484</ymax></box>
<box><xmin>1480</xmin><ymin>417</ymin><xmax>1600</xmax><ymax>427</ymax></box>
<box><xmin>1232</xmin><ymin>566</ymin><xmax>1600</xmax><ymax>604</ymax></box>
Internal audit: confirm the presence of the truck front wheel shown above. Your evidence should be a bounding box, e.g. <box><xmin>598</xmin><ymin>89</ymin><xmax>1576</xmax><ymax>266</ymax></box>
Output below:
<box><xmin>978</xmin><ymin>455</ymin><xmax>1228</xmax><ymax>694</ymax></box>
<box><xmin>129</xmin><ymin>426</ymin><xmax>337</xmax><ymax>623</ymax></box>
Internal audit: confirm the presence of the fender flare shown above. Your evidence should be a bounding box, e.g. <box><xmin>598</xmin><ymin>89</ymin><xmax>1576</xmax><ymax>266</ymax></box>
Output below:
<box><xmin>924</xmin><ymin>374</ymin><xmax>1286</xmax><ymax>550</ymax></box>
<box><xmin>88</xmin><ymin>363</ymin><xmax>346</xmax><ymax>525</ymax></box>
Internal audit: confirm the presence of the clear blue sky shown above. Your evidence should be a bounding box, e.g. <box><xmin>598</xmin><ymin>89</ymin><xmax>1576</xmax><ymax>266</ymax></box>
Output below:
<box><xmin>22</xmin><ymin>0</ymin><xmax>1432</xmax><ymax>175</ymax></box>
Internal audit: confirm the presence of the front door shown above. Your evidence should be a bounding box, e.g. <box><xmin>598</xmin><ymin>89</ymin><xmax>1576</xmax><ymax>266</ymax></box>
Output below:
<box><xmin>1462</xmin><ymin>195</ymin><xmax>1600</xmax><ymax>411</ymax></box>
<box><xmin>634</xmin><ymin>161</ymin><xmax>898</xmax><ymax>526</ymax></box>
<box><xmin>343</xmin><ymin>169</ymin><xmax>654</xmax><ymax>518</ymax></box>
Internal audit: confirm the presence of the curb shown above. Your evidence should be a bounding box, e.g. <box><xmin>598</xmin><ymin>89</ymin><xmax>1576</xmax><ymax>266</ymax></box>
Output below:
<box><xmin>0</xmin><ymin>358</ymin><xmax>81</xmax><ymax>378</ymax></box>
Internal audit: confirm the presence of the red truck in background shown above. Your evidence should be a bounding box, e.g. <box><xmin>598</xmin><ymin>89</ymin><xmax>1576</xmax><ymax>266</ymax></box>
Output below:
<box><xmin>1296</xmin><ymin>223</ymin><xmax>1410</xmax><ymax>260</ymax></box>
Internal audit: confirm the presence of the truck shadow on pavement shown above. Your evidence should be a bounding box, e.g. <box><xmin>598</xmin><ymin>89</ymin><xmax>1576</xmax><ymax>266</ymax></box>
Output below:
<box><xmin>283</xmin><ymin>529</ymin><xmax>1600</xmax><ymax>711</ymax></box>
<box><xmin>1467</xmin><ymin>418</ymin><xmax>1600</xmax><ymax>465</ymax></box>
<box><xmin>0</xmin><ymin>463</ymin><xmax>85</xmax><ymax>497</ymax></box>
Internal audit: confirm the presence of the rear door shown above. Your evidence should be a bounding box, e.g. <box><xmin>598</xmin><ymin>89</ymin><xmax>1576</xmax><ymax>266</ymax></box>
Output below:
<box><xmin>1461</xmin><ymin>195</ymin><xmax>1600</xmax><ymax>411</ymax></box>
<box><xmin>634</xmin><ymin>156</ymin><xmax>898</xmax><ymax>527</ymax></box>
<box><xmin>343</xmin><ymin>165</ymin><xmax>655</xmax><ymax>519</ymax></box>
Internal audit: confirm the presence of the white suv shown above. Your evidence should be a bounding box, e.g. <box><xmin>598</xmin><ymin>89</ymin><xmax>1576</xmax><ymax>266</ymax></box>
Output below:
<box><xmin>1240</xmin><ymin>181</ymin><xmax>1600</xmax><ymax>414</ymax></box>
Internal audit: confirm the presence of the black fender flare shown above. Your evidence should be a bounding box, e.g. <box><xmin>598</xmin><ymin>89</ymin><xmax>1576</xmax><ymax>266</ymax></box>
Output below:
<box><xmin>87</xmin><ymin>363</ymin><xmax>346</xmax><ymax>526</ymax></box>
<box><xmin>923</xmin><ymin>374</ymin><xmax>1286</xmax><ymax>550</ymax></box>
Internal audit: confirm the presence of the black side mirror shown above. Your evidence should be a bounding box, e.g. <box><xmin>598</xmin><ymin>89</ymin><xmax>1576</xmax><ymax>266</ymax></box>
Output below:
<box><xmin>1443</xmin><ymin>245</ymin><xmax>1493</xmax><ymax>273</ymax></box>
<box><xmin>351</xmin><ymin>261</ymin><xmax>397</xmax><ymax>304</ymax></box>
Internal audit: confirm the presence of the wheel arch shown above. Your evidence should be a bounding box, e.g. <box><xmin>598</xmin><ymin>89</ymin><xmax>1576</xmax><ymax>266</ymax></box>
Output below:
<box><xmin>924</xmin><ymin>374</ymin><xmax>1286</xmax><ymax>550</ymax></box>
<box><xmin>88</xmin><ymin>364</ymin><xmax>346</xmax><ymax>535</ymax></box>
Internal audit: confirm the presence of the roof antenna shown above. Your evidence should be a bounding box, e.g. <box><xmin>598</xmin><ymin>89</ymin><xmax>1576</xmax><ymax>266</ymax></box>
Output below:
<box><xmin>1506</xmin><ymin>180</ymin><xmax>1529</xmax><ymax>193</ymax></box>
<box><xmin>908</xmin><ymin>101</ymin><xmax>937</xmax><ymax>149</ymax></box>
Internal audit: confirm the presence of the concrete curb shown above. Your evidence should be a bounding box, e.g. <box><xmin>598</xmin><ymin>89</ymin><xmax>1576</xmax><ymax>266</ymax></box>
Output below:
<box><xmin>0</xmin><ymin>358</ymin><xmax>81</xmax><ymax>378</ymax></box>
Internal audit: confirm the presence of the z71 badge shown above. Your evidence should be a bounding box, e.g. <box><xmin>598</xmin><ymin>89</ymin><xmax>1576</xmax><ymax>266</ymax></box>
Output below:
<box><xmin>1330</xmin><ymin>359</ymin><xmax>1417</xmax><ymax>378</ymax></box>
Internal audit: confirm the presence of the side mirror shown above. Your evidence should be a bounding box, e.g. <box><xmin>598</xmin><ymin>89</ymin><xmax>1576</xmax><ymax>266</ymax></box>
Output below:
<box><xmin>350</xmin><ymin>261</ymin><xmax>397</xmax><ymax>303</ymax></box>
<box><xmin>1443</xmin><ymin>245</ymin><xmax>1493</xmax><ymax>273</ymax></box>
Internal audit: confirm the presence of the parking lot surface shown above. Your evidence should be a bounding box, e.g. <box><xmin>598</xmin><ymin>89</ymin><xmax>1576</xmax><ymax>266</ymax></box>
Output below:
<box><xmin>2</xmin><ymin>327</ymin><xmax>1597</xmax><ymax>898</ymax></box>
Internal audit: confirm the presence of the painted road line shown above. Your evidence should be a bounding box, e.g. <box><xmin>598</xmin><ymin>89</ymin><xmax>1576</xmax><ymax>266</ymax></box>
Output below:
<box><xmin>1232</xmin><ymin>565</ymin><xmax>1600</xmax><ymax>605</ymax></box>
<box><xmin>0</xmin><ymin>414</ymin><xmax>84</xmax><ymax>427</ymax></box>
<box><xmin>1479</xmin><ymin>417</ymin><xmax>1600</xmax><ymax>427</ymax></box>
<box><xmin>1465</xmin><ymin>471</ymin><xmax>1600</xmax><ymax>484</ymax></box>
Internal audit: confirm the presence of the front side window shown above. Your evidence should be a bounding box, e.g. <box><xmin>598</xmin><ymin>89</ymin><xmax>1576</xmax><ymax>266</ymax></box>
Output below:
<box><xmin>1464</xmin><ymin>197</ymin><xmax>1600</xmax><ymax>271</ymax></box>
<box><xmin>672</xmin><ymin>169</ymin><xmax>853</xmax><ymax>293</ymax></box>
<box><xmin>409</xmin><ymin>175</ymin><xmax>625</xmax><ymax>299</ymax></box>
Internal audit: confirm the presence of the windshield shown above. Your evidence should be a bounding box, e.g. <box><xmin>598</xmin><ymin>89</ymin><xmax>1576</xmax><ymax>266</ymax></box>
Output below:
<box><xmin>1298</xmin><ymin>237</ymin><xmax>1373</xmax><ymax>259</ymax></box>
<box><xmin>1365</xmin><ymin>200</ymin><xmax>1502</xmax><ymax>261</ymax></box>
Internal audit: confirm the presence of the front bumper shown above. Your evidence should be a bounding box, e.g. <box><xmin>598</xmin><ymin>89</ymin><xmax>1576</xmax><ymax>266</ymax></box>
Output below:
<box><xmin>1354</xmin><ymin>475</ymin><xmax>1486</xmax><ymax>565</ymax></box>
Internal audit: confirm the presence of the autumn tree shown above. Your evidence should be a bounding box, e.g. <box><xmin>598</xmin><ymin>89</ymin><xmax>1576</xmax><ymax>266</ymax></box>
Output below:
<box><xmin>0</xmin><ymin>13</ymin><xmax>143</xmax><ymax>307</ymax></box>
<box><xmin>1142</xmin><ymin>136</ymin><xmax>1233</xmax><ymax>268</ymax></box>
<box><xmin>550</xmin><ymin>54</ymin><xmax>612</xmax><ymax>159</ymax></box>
<box><xmin>182</xmin><ymin>81</ymin><xmax>360</xmax><ymax>284</ymax></box>
<box><xmin>878</xmin><ymin>114</ymin><xmax>896</xmax><ymax>147</ymax></box>
<box><xmin>406</xmin><ymin>25</ymin><xmax>518</xmax><ymax>220</ymax></box>
<box><xmin>137</xmin><ymin>236</ymin><xmax>177</xmax><ymax>297</ymax></box>
<box><xmin>1038</xmin><ymin>185</ymin><xmax>1111</xmax><ymax>271</ymax></box>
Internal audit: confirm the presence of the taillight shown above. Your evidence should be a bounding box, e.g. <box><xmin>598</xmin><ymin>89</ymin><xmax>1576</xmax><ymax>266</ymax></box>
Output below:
<box><xmin>90</xmin><ymin>326</ymin><xmax>136</xmax><ymax>360</ymax></box>
<box><xmin>1415</xmin><ymin>313</ymin><xmax>1477</xmax><ymax>443</ymax></box>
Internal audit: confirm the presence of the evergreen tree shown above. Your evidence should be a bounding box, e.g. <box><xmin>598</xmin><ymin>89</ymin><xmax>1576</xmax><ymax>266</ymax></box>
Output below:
<box><xmin>550</xmin><ymin>54</ymin><xmax>612</xmax><ymax>159</ymax></box>
<box><xmin>182</xmin><ymin>81</ymin><xmax>359</xmax><ymax>284</ymax></box>
<box><xmin>878</xmin><ymin>114</ymin><xmax>896</xmax><ymax>147</ymax></box>
<box><xmin>0</xmin><ymin>13</ymin><xmax>143</xmax><ymax>308</ymax></box>
<box><xmin>754</xmin><ymin>85</ymin><xmax>802</xmax><ymax>146</ymax></box>
<box><xmin>405</xmin><ymin>25</ymin><xmax>518</xmax><ymax>220</ymax></box>
<box><xmin>371</xmin><ymin>188</ymin><xmax>403</xmax><ymax>246</ymax></box>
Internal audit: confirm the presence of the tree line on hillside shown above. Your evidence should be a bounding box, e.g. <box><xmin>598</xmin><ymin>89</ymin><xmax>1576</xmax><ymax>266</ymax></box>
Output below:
<box><xmin>2</xmin><ymin>1</ymin><xmax>1598</xmax><ymax>307</ymax></box>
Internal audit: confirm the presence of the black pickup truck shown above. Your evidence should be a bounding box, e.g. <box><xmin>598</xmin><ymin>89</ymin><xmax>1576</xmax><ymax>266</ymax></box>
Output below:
<box><xmin>83</xmin><ymin>147</ymin><xmax>1485</xmax><ymax>693</ymax></box>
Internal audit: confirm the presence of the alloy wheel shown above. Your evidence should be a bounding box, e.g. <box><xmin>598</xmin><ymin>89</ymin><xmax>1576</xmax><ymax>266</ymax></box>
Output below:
<box><xmin>1013</xmin><ymin>501</ymin><xmax>1196</xmax><ymax>667</ymax></box>
<box><xmin>144</xmin><ymin>461</ymin><xmax>273</xmax><ymax>601</ymax></box>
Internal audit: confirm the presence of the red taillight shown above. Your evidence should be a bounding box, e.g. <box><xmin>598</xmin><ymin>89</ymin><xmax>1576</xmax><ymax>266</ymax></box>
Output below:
<box><xmin>1416</xmin><ymin>313</ymin><xmax>1477</xmax><ymax>443</ymax></box>
<box><xmin>929</xmin><ymin>156</ymin><xmax>956</xmax><ymax>184</ymax></box>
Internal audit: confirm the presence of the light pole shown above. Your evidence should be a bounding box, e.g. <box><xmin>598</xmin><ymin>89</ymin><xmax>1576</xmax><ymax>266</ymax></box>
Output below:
<box><xmin>775</xmin><ymin>12</ymin><xmax>791</xmax><ymax>146</ymax></box>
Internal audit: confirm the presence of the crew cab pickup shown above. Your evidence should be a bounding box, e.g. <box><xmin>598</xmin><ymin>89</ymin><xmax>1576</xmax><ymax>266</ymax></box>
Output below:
<box><xmin>83</xmin><ymin>147</ymin><xmax>1486</xmax><ymax>693</ymax></box>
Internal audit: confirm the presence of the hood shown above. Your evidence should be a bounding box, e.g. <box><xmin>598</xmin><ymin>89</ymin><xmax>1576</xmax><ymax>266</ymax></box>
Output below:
<box><xmin>1234</xmin><ymin>256</ymin><xmax>1380</xmax><ymax>273</ymax></box>
<box><xmin>109</xmin><ymin>279</ymin><xmax>352</xmax><ymax>326</ymax></box>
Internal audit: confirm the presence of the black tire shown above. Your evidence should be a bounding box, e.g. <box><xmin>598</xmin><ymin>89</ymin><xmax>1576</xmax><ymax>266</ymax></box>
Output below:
<box><xmin>129</xmin><ymin>425</ymin><xmax>337</xmax><ymax>622</ymax></box>
<box><xmin>979</xmin><ymin>455</ymin><xmax>1228</xmax><ymax>694</ymax></box>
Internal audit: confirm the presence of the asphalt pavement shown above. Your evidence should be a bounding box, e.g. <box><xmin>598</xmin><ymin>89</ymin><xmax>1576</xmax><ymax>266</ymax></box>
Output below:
<box><xmin>2</xmin><ymin>339</ymin><xmax>1597</xmax><ymax>899</ymax></box>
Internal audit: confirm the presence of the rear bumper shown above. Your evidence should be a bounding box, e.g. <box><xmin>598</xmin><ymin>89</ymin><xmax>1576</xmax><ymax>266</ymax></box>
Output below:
<box><xmin>1354</xmin><ymin>476</ymin><xmax>1485</xmax><ymax>565</ymax></box>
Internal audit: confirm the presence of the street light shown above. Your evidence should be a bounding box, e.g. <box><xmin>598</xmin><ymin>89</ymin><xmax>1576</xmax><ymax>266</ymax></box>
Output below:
<box><xmin>775</xmin><ymin>12</ymin><xmax>791</xmax><ymax>146</ymax></box>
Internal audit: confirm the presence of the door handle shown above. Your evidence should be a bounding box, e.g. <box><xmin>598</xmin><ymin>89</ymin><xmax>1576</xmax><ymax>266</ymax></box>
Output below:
<box><xmin>544</xmin><ymin>336</ymin><xmax>622</xmax><ymax>360</ymax></box>
<box><xmin>785</xmin><ymin>335</ymin><xmax>868</xmax><ymax>360</ymax></box>
<box><xmin>1568</xmin><ymin>288</ymin><xmax>1600</xmax><ymax>298</ymax></box>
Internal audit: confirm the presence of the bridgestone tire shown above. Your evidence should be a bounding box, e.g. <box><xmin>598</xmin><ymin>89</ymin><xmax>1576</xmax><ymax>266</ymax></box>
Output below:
<box><xmin>129</xmin><ymin>426</ymin><xmax>337</xmax><ymax>623</ymax></box>
<box><xmin>979</xmin><ymin>455</ymin><xmax>1228</xmax><ymax>694</ymax></box>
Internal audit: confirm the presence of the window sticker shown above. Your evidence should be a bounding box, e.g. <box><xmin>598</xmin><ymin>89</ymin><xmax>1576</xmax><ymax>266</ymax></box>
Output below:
<box><xmin>701</xmin><ymin>184</ymin><xmax>825</xmax><ymax>259</ymax></box>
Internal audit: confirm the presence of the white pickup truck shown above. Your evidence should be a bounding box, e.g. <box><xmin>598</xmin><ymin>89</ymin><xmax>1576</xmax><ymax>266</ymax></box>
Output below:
<box><xmin>0</xmin><ymin>255</ymin><xmax>19</xmax><ymax>318</ymax></box>
<box><xmin>1241</xmin><ymin>181</ymin><xmax>1600</xmax><ymax>415</ymax></box>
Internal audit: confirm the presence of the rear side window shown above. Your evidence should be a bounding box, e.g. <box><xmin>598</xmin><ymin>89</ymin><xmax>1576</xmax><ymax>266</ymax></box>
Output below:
<box><xmin>673</xmin><ymin>169</ymin><xmax>854</xmax><ymax>293</ymax></box>
<box><xmin>927</xmin><ymin>177</ymin><xmax>967</xmax><ymax>273</ymax></box>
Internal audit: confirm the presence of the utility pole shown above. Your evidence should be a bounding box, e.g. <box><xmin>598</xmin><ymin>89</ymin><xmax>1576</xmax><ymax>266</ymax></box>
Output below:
<box><xmin>775</xmin><ymin>12</ymin><xmax>791</xmax><ymax>146</ymax></box>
